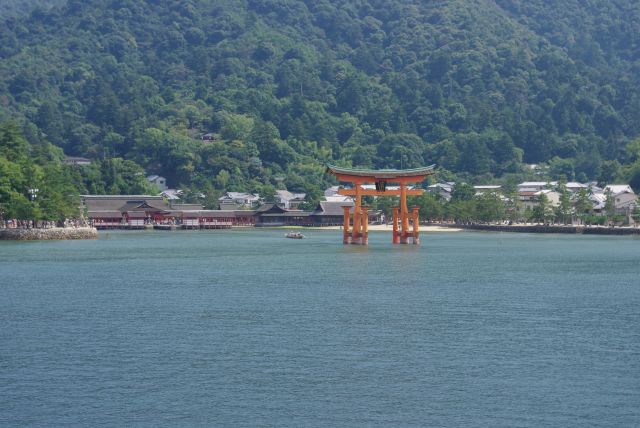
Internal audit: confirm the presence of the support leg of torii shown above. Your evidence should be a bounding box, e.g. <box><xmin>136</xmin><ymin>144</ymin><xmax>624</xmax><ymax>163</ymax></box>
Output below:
<box><xmin>400</xmin><ymin>183</ymin><xmax>409</xmax><ymax>244</ymax></box>
<box><xmin>392</xmin><ymin>207</ymin><xmax>400</xmax><ymax>244</ymax></box>
<box><xmin>342</xmin><ymin>206</ymin><xmax>351</xmax><ymax>244</ymax></box>
<box><xmin>412</xmin><ymin>206</ymin><xmax>420</xmax><ymax>245</ymax></box>
<box><xmin>362</xmin><ymin>206</ymin><xmax>369</xmax><ymax>245</ymax></box>
<box><xmin>351</xmin><ymin>182</ymin><xmax>363</xmax><ymax>244</ymax></box>
<box><xmin>351</xmin><ymin>209</ymin><xmax>360</xmax><ymax>244</ymax></box>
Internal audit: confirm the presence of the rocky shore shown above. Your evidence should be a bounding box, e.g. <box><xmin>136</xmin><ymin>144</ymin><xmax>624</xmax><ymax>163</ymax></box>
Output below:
<box><xmin>0</xmin><ymin>227</ymin><xmax>98</xmax><ymax>241</ymax></box>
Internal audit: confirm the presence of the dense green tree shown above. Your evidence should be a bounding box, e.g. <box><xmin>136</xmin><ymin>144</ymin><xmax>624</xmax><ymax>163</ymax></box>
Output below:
<box><xmin>554</xmin><ymin>181</ymin><xmax>572</xmax><ymax>224</ymax></box>
<box><xmin>574</xmin><ymin>188</ymin><xmax>593</xmax><ymax>223</ymax></box>
<box><xmin>450</xmin><ymin>183</ymin><xmax>475</xmax><ymax>202</ymax></box>
<box><xmin>604</xmin><ymin>189</ymin><xmax>616</xmax><ymax>220</ymax></box>
<box><xmin>529</xmin><ymin>193</ymin><xmax>553</xmax><ymax>224</ymax></box>
<box><xmin>410</xmin><ymin>193</ymin><xmax>445</xmax><ymax>222</ymax></box>
<box><xmin>447</xmin><ymin>200</ymin><xmax>477</xmax><ymax>223</ymax></box>
<box><xmin>0</xmin><ymin>122</ymin><xmax>80</xmax><ymax>221</ymax></box>
<box><xmin>475</xmin><ymin>192</ymin><xmax>506</xmax><ymax>223</ymax></box>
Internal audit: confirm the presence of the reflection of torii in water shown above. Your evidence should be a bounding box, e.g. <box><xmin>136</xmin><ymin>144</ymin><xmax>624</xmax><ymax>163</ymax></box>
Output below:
<box><xmin>326</xmin><ymin>164</ymin><xmax>435</xmax><ymax>245</ymax></box>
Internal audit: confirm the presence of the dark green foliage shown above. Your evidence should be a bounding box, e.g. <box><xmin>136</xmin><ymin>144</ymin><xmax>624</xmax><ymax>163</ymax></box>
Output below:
<box><xmin>0</xmin><ymin>122</ymin><xmax>79</xmax><ymax>221</ymax></box>
<box><xmin>0</xmin><ymin>0</ymin><xmax>64</xmax><ymax>19</ymax></box>
<box><xmin>0</xmin><ymin>0</ymin><xmax>639</xmax><ymax>198</ymax></box>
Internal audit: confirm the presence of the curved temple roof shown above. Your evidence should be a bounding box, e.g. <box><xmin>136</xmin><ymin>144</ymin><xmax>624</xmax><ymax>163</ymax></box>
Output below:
<box><xmin>326</xmin><ymin>164</ymin><xmax>435</xmax><ymax>180</ymax></box>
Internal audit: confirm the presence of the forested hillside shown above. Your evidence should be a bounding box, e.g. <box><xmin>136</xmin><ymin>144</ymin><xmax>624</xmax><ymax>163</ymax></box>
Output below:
<box><xmin>1</xmin><ymin>0</ymin><xmax>640</xmax><ymax>201</ymax></box>
<box><xmin>0</xmin><ymin>0</ymin><xmax>63</xmax><ymax>18</ymax></box>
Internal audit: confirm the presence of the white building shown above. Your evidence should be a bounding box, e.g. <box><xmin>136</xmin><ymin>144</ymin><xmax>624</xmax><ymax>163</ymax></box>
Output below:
<box><xmin>63</xmin><ymin>156</ymin><xmax>92</xmax><ymax>166</ymax></box>
<box><xmin>474</xmin><ymin>185</ymin><xmax>502</xmax><ymax>195</ymax></box>
<box><xmin>426</xmin><ymin>182</ymin><xmax>455</xmax><ymax>201</ymax></box>
<box><xmin>218</xmin><ymin>192</ymin><xmax>260</xmax><ymax>210</ymax></box>
<box><xmin>520</xmin><ymin>189</ymin><xmax>560</xmax><ymax>211</ymax></box>
<box><xmin>517</xmin><ymin>181</ymin><xmax>553</xmax><ymax>193</ymax></box>
<box><xmin>604</xmin><ymin>185</ymin><xmax>637</xmax><ymax>213</ymax></box>
<box><xmin>147</xmin><ymin>175</ymin><xmax>168</xmax><ymax>191</ymax></box>
<box><xmin>565</xmin><ymin>182</ymin><xmax>588</xmax><ymax>193</ymax></box>
<box><xmin>324</xmin><ymin>186</ymin><xmax>341</xmax><ymax>198</ymax></box>
<box><xmin>276</xmin><ymin>190</ymin><xmax>306</xmax><ymax>209</ymax></box>
<box><xmin>160</xmin><ymin>189</ymin><xmax>182</xmax><ymax>201</ymax></box>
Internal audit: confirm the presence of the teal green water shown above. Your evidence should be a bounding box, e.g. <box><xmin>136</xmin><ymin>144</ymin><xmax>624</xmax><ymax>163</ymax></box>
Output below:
<box><xmin>1</xmin><ymin>229</ymin><xmax>639</xmax><ymax>426</ymax></box>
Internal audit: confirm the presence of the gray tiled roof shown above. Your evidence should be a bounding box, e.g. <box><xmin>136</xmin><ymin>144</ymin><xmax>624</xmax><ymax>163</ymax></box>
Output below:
<box><xmin>82</xmin><ymin>195</ymin><xmax>164</xmax><ymax>211</ymax></box>
<box><xmin>260</xmin><ymin>212</ymin><xmax>312</xmax><ymax>217</ymax></box>
<box><xmin>87</xmin><ymin>210</ymin><xmax>122</xmax><ymax>219</ymax></box>
<box><xmin>182</xmin><ymin>210</ymin><xmax>237</xmax><ymax>218</ymax></box>
<box><xmin>314</xmin><ymin>200</ymin><xmax>354</xmax><ymax>216</ymax></box>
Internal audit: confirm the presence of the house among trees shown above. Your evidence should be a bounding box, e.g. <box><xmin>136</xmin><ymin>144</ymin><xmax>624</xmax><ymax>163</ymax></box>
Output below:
<box><xmin>324</xmin><ymin>186</ymin><xmax>341</xmax><ymax>198</ymax></box>
<box><xmin>275</xmin><ymin>190</ymin><xmax>306</xmax><ymax>209</ymax></box>
<box><xmin>512</xmin><ymin>181</ymin><xmax>639</xmax><ymax>223</ymax></box>
<box><xmin>146</xmin><ymin>175</ymin><xmax>167</xmax><ymax>191</ymax></box>
<box><xmin>160</xmin><ymin>189</ymin><xmax>182</xmax><ymax>201</ymax></box>
<box><xmin>62</xmin><ymin>156</ymin><xmax>91</xmax><ymax>166</ymax></box>
<box><xmin>218</xmin><ymin>192</ymin><xmax>260</xmax><ymax>210</ymax></box>
<box><xmin>522</xmin><ymin>189</ymin><xmax>561</xmax><ymax>211</ymax></box>
<box><xmin>565</xmin><ymin>182</ymin><xmax>589</xmax><ymax>193</ymax></box>
<box><xmin>473</xmin><ymin>185</ymin><xmax>502</xmax><ymax>195</ymax></box>
<box><xmin>517</xmin><ymin>182</ymin><xmax>550</xmax><ymax>193</ymax></box>
<box><xmin>201</xmin><ymin>133</ymin><xmax>219</xmax><ymax>142</ymax></box>
<box><xmin>603</xmin><ymin>185</ymin><xmax>638</xmax><ymax>216</ymax></box>
<box><xmin>426</xmin><ymin>182</ymin><xmax>455</xmax><ymax>201</ymax></box>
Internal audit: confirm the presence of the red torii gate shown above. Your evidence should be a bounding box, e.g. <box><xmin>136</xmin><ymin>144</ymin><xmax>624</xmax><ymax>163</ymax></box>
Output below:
<box><xmin>326</xmin><ymin>164</ymin><xmax>435</xmax><ymax>245</ymax></box>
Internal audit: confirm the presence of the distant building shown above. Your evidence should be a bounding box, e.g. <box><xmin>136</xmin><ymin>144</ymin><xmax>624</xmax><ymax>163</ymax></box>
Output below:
<box><xmin>565</xmin><ymin>182</ymin><xmax>588</xmax><ymax>193</ymax></box>
<box><xmin>604</xmin><ymin>184</ymin><xmax>638</xmax><ymax>214</ymax></box>
<box><xmin>254</xmin><ymin>204</ymin><xmax>312</xmax><ymax>227</ymax></box>
<box><xmin>312</xmin><ymin>200</ymin><xmax>354</xmax><ymax>226</ymax></box>
<box><xmin>275</xmin><ymin>189</ymin><xmax>306</xmax><ymax>209</ymax></box>
<box><xmin>517</xmin><ymin>182</ymin><xmax>552</xmax><ymax>193</ymax></box>
<box><xmin>519</xmin><ymin>189</ymin><xmax>560</xmax><ymax>211</ymax></box>
<box><xmin>170</xmin><ymin>203</ymin><xmax>204</xmax><ymax>211</ymax></box>
<box><xmin>324</xmin><ymin>195</ymin><xmax>352</xmax><ymax>203</ymax></box>
<box><xmin>589</xmin><ymin>192</ymin><xmax>607</xmax><ymax>212</ymax></box>
<box><xmin>181</xmin><ymin>210</ymin><xmax>235</xmax><ymax>229</ymax></box>
<box><xmin>474</xmin><ymin>185</ymin><xmax>502</xmax><ymax>195</ymax></box>
<box><xmin>147</xmin><ymin>175</ymin><xmax>167</xmax><ymax>191</ymax></box>
<box><xmin>604</xmin><ymin>184</ymin><xmax>634</xmax><ymax>196</ymax></box>
<box><xmin>63</xmin><ymin>156</ymin><xmax>91</xmax><ymax>166</ymax></box>
<box><xmin>160</xmin><ymin>189</ymin><xmax>182</xmax><ymax>201</ymax></box>
<box><xmin>426</xmin><ymin>182</ymin><xmax>454</xmax><ymax>201</ymax></box>
<box><xmin>201</xmin><ymin>133</ymin><xmax>219</xmax><ymax>142</ymax></box>
<box><xmin>310</xmin><ymin>200</ymin><xmax>382</xmax><ymax>226</ymax></box>
<box><xmin>82</xmin><ymin>195</ymin><xmax>173</xmax><ymax>228</ymax></box>
<box><xmin>324</xmin><ymin>186</ymin><xmax>341</xmax><ymax>198</ymax></box>
<box><xmin>218</xmin><ymin>192</ymin><xmax>260</xmax><ymax>210</ymax></box>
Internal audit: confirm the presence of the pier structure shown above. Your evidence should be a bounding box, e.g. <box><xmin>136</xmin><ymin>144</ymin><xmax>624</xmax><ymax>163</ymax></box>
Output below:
<box><xmin>326</xmin><ymin>164</ymin><xmax>435</xmax><ymax>245</ymax></box>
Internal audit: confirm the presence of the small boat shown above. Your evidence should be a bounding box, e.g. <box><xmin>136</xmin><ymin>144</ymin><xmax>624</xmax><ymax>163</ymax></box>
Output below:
<box><xmin>285</xmin><ymin>232</ymin><xmax>305</xmax><ymax>239</ymax></box>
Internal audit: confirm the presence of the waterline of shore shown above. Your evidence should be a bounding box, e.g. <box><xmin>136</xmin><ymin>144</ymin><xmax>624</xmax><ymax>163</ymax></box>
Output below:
<box><xmin>312</xmin><ymin>224</ymin><xmax>463</xmax><ymax>232</ymax></box>
<box><xmin>0</xmin><ymin>227</ymin><xmax>98</xmax><ymax>240</ymax></box>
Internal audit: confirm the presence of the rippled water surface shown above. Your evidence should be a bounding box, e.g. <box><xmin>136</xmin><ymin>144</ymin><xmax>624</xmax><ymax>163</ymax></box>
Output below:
<box><xmin>1</xmin><ymin>229</ymin><xmax>639</xmax><ymax>426</ymax></box>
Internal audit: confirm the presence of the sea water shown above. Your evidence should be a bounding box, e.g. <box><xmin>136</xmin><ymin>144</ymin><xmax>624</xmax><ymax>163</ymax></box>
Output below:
<box><xmin>1</xmin><ymin>230</ymin><xmax>639</xmax><ymax>426</ymax></box>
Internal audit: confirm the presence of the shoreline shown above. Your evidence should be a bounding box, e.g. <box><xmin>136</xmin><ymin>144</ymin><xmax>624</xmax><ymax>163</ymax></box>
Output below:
<box><xmin>307</xmin><ymin>224</ymin><xmax>463</xmax><ymax>232</ymax></box>
<box><xmin>449</xmin><ymin>223</ymin><xmax>640</xmax><ymax>235</ymax></box>
<box><xmin>257</xmin><ymin>223</ymin><xmax>640</xmax><ymax>236</ymax></box>
<box><xmin>0</xmin><ymin>227</ymin><xmax>98</xmax><ymax>241</ymax></box>
<box><xmin>6</xmin><ymin>224</ymin><xmax>636</xmax><ymax>239</ymax></box>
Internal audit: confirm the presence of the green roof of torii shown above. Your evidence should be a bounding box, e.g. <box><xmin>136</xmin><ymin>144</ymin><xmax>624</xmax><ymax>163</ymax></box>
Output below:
<box><xmin>326</xmin><ymin>164</ymin><xmax>435</xmax><ymax>179</ymax></box>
